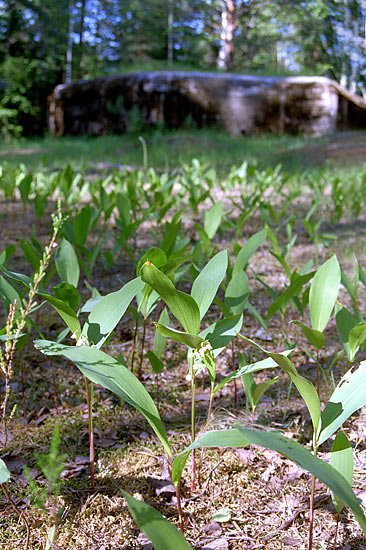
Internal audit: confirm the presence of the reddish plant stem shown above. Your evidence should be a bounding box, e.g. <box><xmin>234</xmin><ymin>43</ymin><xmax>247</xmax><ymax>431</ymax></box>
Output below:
<box><xmin>84</xmin><ymin>376</ymin><xmax>95</xmax><ymax>490</ymax></box>
<box><xmin>190</xmin><ymin>372</ymin><xmax>196</xmax><ymax>493</ymax></box>
<box><xmin>231</xmin><ymin>340</ymin><xmax>237</xmax><ymax>405</ymax></box>
<box><xmin>308</xmin><ymin>473</ymin><xmax>316</xmax><ymax>550</ymax></box>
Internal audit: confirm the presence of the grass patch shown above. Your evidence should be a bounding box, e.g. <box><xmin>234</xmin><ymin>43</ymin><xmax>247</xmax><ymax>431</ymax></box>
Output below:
<box><xmin>0</xmin><ymin>130</ymin><xmax>331</xmax><ymax>174</ymax></box>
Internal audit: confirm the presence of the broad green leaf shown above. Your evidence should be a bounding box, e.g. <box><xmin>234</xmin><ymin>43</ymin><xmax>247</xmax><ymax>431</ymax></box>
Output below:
<box><xmin>236</xmin><ymin>428</ymin><xmax>366</xmax><ymax>535</ymax></box>
<box><xmin>137</xmin><ymin>247</ymin><xmax>167</xmax><ymax>276</ymax></box>
<box><xmin>74</xmin><ymin>206</ymin><xmax>92</xmax><ymax>246</ymax></box>
<box><xmin>213</xmin><ymin>296</ymin><xmax>232</xmax><ymax>318</ymax></box>
<box><xmin>194</xmin><ymin>223</ymin><xmax>210</xmax><ymax>254</ymax></box>
<box><xmin>55</xmin><ymin>238</ymin><xmax>80</xmax><ymax>287</ymax></box>
<box><xmin>191</xmin><ymin>250</ymin><xmax>228</xmax><ymax>320</ymax></box>
<box><xmin>0</xmin><ymin>459</ymin><xmax>10</xmax><ymax>483</ymax></box>
<box><xmin>0</xmin><ymin>244</ymin><xmax>16</xmax><ymax>267</ymax></box>
<box><xmin>252</xmin><ymin>377</ymin><xmax>279</xmax><ymax>408</ymax></box>
<box><xmin>269</xmin><ymin>249</ymin><xmax>291</xmax><ymax>279</ymax></box>
<box><xmin>349</xmin><ymin>323</ymin><xmax>366</xmax><ymax>356</ymax></box>
<box><xmin>336</xmin><ymin>306</ymin><xmax>358</xmax><ymax>361</ymax></box>
<box><xmin>0</xmin><ymin>275</ymin><xmax>22</xmax><ymax>312</ymax></box>
<box><xmin>20</xmin><ymin>239</ymin><xmax>41</xmax><ymax>271</ymax></box>
<box><xmin>155</xmin><ymin>323</ymin><xmax>204</xmax><ymax>349</ymax></box>
<box><xmin>160</xmin><ymin>222</ymin><xmax>181</xmax><ymax>256</ymax></box>
<box><xmin>34</xmin><ymin>340</ymin><xmax>171</xmax><ymax>458</ymax></box>
<box><xmin>331</xmin><ymin>431</ymin><xmax>354</xmax><ymax>513</ymax></box>
<box><xmin>318</xmin><ymin>361</ymin><xmax>366</xmax><ymax>446</ymax></box>
<box><xmin>137</xmin><ymin>286</ymin><xmax>160</xmax><ymax>318</ymax></box>
<box><xmin>241</xmin><ymin>372</ymin><xmax>255</xmax><ymax>409</ymax></box>
<box><xmin>18</xmin><ymin>173</ymin><xmax>32</xmax><ymax>204</ymax></box>
<box><xmin>53</xmin><ymin>283</ymin><xmax>80</xmax><ymax>311</ymax></box>
<box><xmin>214</xmin><ymin>354</ymin><xmax>290</xmax><ymax>394</ymax></box>
<box><xmin>232</xmin><ymin>229</ymin><xmax>267</xmax><ymax>277</ymax></box>
<box><xmin>200</xmin><ymin>314</ymin><xmax>243</xmax><ymax>357</ymax></box>
<box><xmin>267</xmin><ymin>272</ymin><xmax>314</xmax><ymax>321</ymax></box>
<box><xmin>204</xmin><ymin>201</ymin><xmax>223</xmax><ymax>239</ymax></box>
<box><xmin>154</xmin><ymin>308</ymin><xmax>169</xmax><ymax>359</ymax></box>
<box><xmin>310</xmin><ymin>255</ymin><xmax>340</xmax><ymax>332</ymax></box>
<box><xmin>80</xmin><ymin>296</ymin><xmax>103</xmax><ymax>313</ymax></box>
<box><xmin>147</xmin><ymin>350</ymin><xmax>164</xmax><ymax>374</ymax></box>
<box><xmin>237</xmin><ymin>334</ymin><xmax>321</xmax><ymax>431</ymax></box>
<box><xmin>141</xmin><ymin>261</ymin><xmax>200</xmax><ymax>334</ymax></box>
<box><xmin>171</xmin><ymin>429</ymin><xmax>250</xmax><ymax>485</ymax></box>
<box><xmin>39</xmin><ymin>293</ymin><xmax>81</xmax><ymax>338</ymax></box>
<box><xmin>292</xmin><ymin>321</ymin><xmax>325</xmax><ymax>351</ymax></box>
<box><xmin>225</xmin><ymin>270</ymin><xmax>249</xmax><ymax>315</ymax></box>
<box><xmin>122</xmin><ymin>491</ymin><xmax>192</xmax><ymax>550</ymax></box>
<box><xmin>82</xmin><ymin>278</ymin><xmax>144</xmax><ymax>348</ymax></box>
<box><xmin>0</xmin><ymin>266</ymin><xmax>33</xmax><ymax>289</ymax></box>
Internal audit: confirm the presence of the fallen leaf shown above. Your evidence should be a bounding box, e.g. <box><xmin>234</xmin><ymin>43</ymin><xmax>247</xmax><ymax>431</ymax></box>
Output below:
<box><xmin>203</xmin><ymin>521</ymin><xmax>222</xmax><ymax>537</ymax></box>
<box><xmin>234</xmin><ymin>449</ymin><xmax>256</xmax><ymax>464</ymax></box>
<box><xmin>5</xmin><ymin>455</ymin><xmax>27</xmax><ymax>473</ymax></box>
<box><xmin>211</xmin><ymin>508</ymin><xmax>231</xmax><ymax>523</ymax></box>
<box><xmin>137</xmin><ymin>532</ymin><xmax>153</xmax><ymax>550</ymax></box>
<box><xmin>253</xmin><ymin>328</ymin><xmax>272</xmax><ymax>341</ymax></box>
<box><xmin>202</xmin><ymin>539</ymin><xmax>229</xmax><ymax>550</ymax></box>
<box><xmin>281</xmin><ymin>536</ymin><xmax>302</xmax><ymax>546</ymax></box>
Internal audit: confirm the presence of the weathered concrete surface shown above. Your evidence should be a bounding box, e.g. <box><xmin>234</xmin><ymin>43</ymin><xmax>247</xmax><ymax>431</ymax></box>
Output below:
<box><xmin>48</xmin><ymin>72</ymin><xmax>366</xmax><ymax>137</ymax></box>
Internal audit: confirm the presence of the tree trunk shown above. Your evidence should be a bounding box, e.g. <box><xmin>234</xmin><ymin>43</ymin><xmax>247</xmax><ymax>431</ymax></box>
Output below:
<box><xmin>75</xmin><ymin>0</ymin><xmax>86</xmax><ymax>79</ymax></box>
<box><xmin>65</xmin><ymin>0</ymin><xmax>74</xmax><ymax>84</ymax></box>
<box><xmin>217</xmin><ymin>0</ymin><xmax>236</xmax><ymax>72</ymax></box>
<box><xmin>168</xmin><ymin>1</ymin><xmax>174</xmax><ymax>66</ymax></box>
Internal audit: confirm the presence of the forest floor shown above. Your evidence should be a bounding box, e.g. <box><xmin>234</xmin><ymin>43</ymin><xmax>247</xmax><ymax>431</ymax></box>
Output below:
<box><xmin>1</xmin><ymin>142</ymin><xmax>366</xmax><ymax>550</ymax></box>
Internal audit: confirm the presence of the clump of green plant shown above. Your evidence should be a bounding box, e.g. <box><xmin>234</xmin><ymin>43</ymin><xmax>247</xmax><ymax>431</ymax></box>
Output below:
<box><xmin>25</xmin><ymin>424</ymin><xmax>66</xmax><ymax>549</ymax></box>
<box><xmin>0</xmin><ymin>203</ymin><xmax>64</xmax><ymax>444</ymax></box>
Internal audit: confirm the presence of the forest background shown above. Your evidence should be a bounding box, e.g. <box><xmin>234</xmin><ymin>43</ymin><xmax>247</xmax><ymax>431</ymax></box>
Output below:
<box><xmin>1</xmin><ymin>0</ymin><xmax>366</xmax><ymax>141</ymax></box>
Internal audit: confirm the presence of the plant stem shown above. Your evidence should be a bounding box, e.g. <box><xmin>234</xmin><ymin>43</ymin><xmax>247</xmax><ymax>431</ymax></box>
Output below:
<box><xmin>198</xmin><ymin>385</ymin><xmax>214</xmax><ymax>486</ymax></box>
<box><xmin>309</xmin><ymin>438</ymin><xmax>318</xmax><ymax>550</ymax></box>
<box><xmin>190</xmin><ymin>371</ymin><xmax>196</xmax><ymax>493</ymax></box>
<box><xmin>333</xmin><ymin>513</ymin><xmax>340</xmax><ymax>550</ymax></box>
<box><xmin>175</xmin><ymin>483</ymin><xmax>184</xmax><ymax>533</ymax></box>
<box><xmin>231</xmin><ymin>340</ymin><xmax>237</xmax><ymax>406</ymax></box>
<box><xmin>137</xmin><ymin>316</ymin><xmax>147</xmax><ymax>381</ymax></box>
<box><xmin>316</xmin><ymin>349</ymin><xmax>320</xmax><ymax>397</ymax></box>
<box><xmin>130</xmin><ymin>316</ymin><xmax>139</xmax><ymax>373</ymax></box>
<box><xmin>308</xmin><ymin>474</ymin><xmax>316</xmax><ymax>550</ymax></box>
<box><xmin>84</xmin><ymin>376</ymin><xmax>95</xmax><ymax>490</ymax></box>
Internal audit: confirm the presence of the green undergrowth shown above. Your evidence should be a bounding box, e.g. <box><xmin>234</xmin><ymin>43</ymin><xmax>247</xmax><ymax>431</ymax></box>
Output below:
<box><xmin>0</xmin><ymin>130</ymin><xmax>336</xmax><ymax>174</ymax></box>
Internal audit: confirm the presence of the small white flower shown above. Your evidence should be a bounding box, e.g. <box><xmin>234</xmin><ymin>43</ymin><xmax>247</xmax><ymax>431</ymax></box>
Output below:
<box><xmin>71</xmin><ymin>333</ymin><xmax>89</xmax><ymax>347</ymax></box>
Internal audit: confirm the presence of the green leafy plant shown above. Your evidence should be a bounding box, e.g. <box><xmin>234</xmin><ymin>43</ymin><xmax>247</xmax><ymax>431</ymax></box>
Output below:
<box><xmin>24</xmin><ymin>424</ymin><xmax>66</xmax><ymax>550</ymax></box>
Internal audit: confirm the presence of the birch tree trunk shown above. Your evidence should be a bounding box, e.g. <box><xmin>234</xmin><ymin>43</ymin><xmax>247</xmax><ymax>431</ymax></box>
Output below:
<box><xmin>217</xmin><ymin>0</ymin><xmax>236</xmax><ymax>71</ymax></box>
<box><xmin>75</xmin><ymin>0</ymin><xmax>86</xmax><ymax>79</ymax></box>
